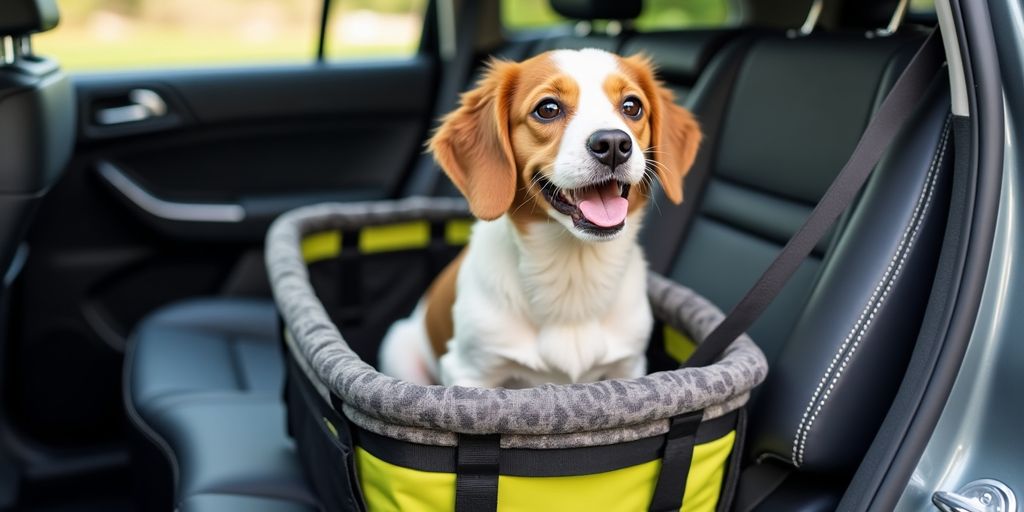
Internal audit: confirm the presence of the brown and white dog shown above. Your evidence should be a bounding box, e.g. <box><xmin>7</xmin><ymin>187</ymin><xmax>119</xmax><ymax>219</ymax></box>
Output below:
<box><xmin>379</xmin><ymin>48</ymin><xmax>701</xmax><ymax>388</ymax></box>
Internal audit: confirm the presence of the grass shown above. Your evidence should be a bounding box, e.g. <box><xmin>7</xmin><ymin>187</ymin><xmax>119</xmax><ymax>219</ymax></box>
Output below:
<box><xmin>34</xmin><ymin>28</ymin><xmax>418</xmax><ymax>71</ymax></box>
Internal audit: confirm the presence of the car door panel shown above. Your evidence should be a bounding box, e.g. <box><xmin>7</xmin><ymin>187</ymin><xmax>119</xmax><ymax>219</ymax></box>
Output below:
<box><xmin>5</xmin><ymin>57</ymin><xmax>437</xmax><ymax>448</ymax></box>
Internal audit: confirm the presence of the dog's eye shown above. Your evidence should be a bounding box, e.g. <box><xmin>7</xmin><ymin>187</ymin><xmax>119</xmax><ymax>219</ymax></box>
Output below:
<box><xmin>621</xmin><ymin>97</ymin><xmax>643</xmax><ymax>119</ymax></box>
<box><xmin>533</xmin><ymin>100</ymin><xmax>562</xmax><ymax>121</ymax></box>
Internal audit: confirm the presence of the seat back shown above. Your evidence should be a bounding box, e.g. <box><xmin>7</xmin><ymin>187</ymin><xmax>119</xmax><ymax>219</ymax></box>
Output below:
<box><xmin>0</xmin><ymin>0</ymin><xmax>74</xmax><ymax>277</ymax></box>
<box><xmin>644</xmin><ymin>28</ymin><xmax>952</xmax><ymax>509</ymax></box>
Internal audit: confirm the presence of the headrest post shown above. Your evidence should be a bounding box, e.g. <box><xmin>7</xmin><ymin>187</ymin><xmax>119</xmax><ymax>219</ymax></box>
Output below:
<box><xmin>17</xmin><ymin>36</ymin><xmax>32</xmax><ymax>58</ymax></box>
<box><xmin>788</xmin><ymin>0</ymin><xmax>823</xmax><ymax>38</ymax></box>
<box><xmin>1</xmin><ymin>36</ymin><xmax>14</xmax><ymax>66</ymax></box>
<box><xmin>573</xmin><ymin>20</ymin><xmax>593</xmax><ymax>37</ymax></box>
<box><xmin>870</xmin><ymin>0</ymin><xmax>909</xmax><ymax>37</ymax></box>
<box><xmin>606</xmin><ymin>20</ymin><xmax>623</xmax><ymax>36</ymax></box>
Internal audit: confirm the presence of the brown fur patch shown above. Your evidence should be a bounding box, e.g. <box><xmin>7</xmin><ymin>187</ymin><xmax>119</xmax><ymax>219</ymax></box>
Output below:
<box><xmin>424</xmin><ymin>249</ymin><xmax>466</xmax><ymax>358</ymax></box>
<box><xmin>430</xmin><ymin>61</ymin><xmax>520</xmax><ymax>220</ymax></box>
<box><xmin>506</xmin><ymin>55</ymin><xmax>576</xmax><ymax>234</ymax></box>
<box><xmin>422</xmin><ymin>51</ymin><xmax>702</xmax><ymax>363</ymax></box>
<box><xmin>618</xmin><ymin>54</ymin><xmax>702</xmax><ymax>204</ymax></box>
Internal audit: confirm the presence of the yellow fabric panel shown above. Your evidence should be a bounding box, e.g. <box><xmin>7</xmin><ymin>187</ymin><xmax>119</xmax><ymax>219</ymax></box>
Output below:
<box><xmin>497</xmin><ymin>460</ymin><xmax>659</xmax><ymax>512</ymax></box>
<box><xmin>679</xmin><ymin>430</ymin><xmax>736</xmax><ymax>512</ymax></box>
<box><xmin>301</xmin><ymin>231</ymin><xmax>341</xmax><ymax>263</ymax></box>
<box><xmin>356</xmin><ymin>431</ymin><xmax>735</xmax><ymax>512</ymax></box>
<box><xmin>356</xmin><ymin>447</ymin><xmax>457</xmax><ymax>512</ymax></box>
<box><xmin>444</xmin><ymin>219</ymin><xmax>474</xmax><ymax>246</ymax></box>
<box><xmin>665</xmin><ymin>326</ymin><xmax>697</xmax><ymax>363</ymax></box>
<box><xmin>359</xmin><ymin>221</ymin><xmax>431</xmax><ymax>254</ymax></box>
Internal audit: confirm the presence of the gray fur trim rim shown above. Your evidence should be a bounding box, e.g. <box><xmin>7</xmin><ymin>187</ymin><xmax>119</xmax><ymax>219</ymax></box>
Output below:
<box><xmin>267</xmin><ymin>198</ymin><xmax>767</xmax><ymax>445</ymax></box>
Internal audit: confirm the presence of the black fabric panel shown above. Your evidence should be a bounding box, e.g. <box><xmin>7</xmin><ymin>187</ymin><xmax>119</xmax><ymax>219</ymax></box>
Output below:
<box><xmin>286</xmin><ymin>356</ymin><xmax>364</xmax><ymax>512</ymax></box>
<box><xmin>352</xmin><ymin>411</ymin><xmax>738</xmax><ymax>476</ymax></box>
<box><xmin>648</xmin><ymin>410</ymin><xmax>704</xmax><ymax>512</ymax></box>
<box><xmin>455</xmin><ymin>434</ymin><xmax>500</xmax><ymax>512</ymax></box>
<box><xmin>307</xmin><ymin>244</ymin><xmax>462</xmax><ymax>366</ymax></box>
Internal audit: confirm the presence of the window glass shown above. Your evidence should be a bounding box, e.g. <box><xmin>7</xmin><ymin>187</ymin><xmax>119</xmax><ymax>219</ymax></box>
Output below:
<box><xmin>34</xmin><ymin>0</ymin><xmax>321</xmax><ymax>71</ymax></box>
<box><xmin>501</xmin><ymin>0</ymin><xmax>568</xmax><ymax>31</ymax></box>
<box><xmin>635</xmin><ymin>0</ymin><xmax>732</xmax><ymax>30</ymax></box>
<box><xmin>501</xmin><ymin>0</ymin><xmax>733</xmax><ymax>32</ymax></box>
<box><xmin>909</xmin><ymin>0</ymin><xmax>936</xmax><ymax>14</ymax></box>
<box><xmin>324</xmin><ymin>0</ymin><xmax>428</xmax><ymax>60</ymax></box>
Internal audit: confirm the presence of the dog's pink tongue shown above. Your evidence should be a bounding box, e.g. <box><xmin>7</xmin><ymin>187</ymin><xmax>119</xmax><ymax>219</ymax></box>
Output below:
<box><xmin>578</xmin><ymin>182</ymin><xmax>628</xmax><ymax>227</ymax></box>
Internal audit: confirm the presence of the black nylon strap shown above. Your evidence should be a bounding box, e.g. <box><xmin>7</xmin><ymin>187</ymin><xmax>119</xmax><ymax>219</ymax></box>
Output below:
<box><xmin>684</xmin><ymin>30</ymin><xmax>946</xmax><ymax>368</ymax></box>
<box><xmin>455</xmin><ymin>434</ymin><xmax>500</xmax><ymax>512</ymax></box>
<box><xmin>648</xmin><ymin>410</ymin><xmax>705</xmax><ymax>512</ymax></box>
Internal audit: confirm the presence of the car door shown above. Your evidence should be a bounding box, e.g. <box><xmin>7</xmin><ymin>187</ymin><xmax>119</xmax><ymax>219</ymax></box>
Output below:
<box><xmin>1</xmin><ymin>0</ymin><xmax>438</xmax><ymax>491</ymax></box>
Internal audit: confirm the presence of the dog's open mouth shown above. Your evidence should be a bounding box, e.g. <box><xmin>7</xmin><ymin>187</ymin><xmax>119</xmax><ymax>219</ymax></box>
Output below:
<box><xmin>537</xmin><ymin>175</ymin><xmax>631</xmax><ymax>235</ymax></box>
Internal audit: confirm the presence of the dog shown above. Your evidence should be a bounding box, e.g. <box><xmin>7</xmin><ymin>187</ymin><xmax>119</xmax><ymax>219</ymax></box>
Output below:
<box><xmin>379</xmin><ymin>48</ymin><xmax>701</xmax><ymax>388</ymax></box>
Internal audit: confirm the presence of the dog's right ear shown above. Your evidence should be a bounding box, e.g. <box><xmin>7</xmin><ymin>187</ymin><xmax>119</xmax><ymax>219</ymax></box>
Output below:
<box><xmin>430</xmin><ymin>60</ymin><xmax>519</xmax><ymax>221</ymax></box>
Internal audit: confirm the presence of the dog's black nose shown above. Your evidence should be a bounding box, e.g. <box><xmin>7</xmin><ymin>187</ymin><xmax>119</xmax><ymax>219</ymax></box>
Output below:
<box><xmin>587</xmin><ymin>129</ymin><xmax>632</xmax><ymax>170</ymax></box>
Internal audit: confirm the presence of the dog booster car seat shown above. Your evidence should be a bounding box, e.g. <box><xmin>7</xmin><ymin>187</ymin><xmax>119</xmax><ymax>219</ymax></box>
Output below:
<box><xmin>266</xmin><ymin>198</ymin><xmax>768</xmax><ymax>512</ymax></box>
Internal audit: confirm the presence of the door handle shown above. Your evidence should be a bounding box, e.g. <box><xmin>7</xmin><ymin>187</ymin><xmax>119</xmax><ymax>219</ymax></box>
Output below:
<box><xmin>94</xmin><ymin>89</ymin><xmax>168</xmax><ymax>125</ymax></box>
<box><xmin>932</xmin><ymin>479</ymin><xmax>1017</xmax><ymax>512</ymax></box>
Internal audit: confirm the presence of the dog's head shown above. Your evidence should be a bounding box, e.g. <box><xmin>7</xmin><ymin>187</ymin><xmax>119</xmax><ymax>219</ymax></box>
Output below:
<box><xmin>431</xmin><ymin>48</ymin><xmax>701</xmax><ymax>241</ymax></box>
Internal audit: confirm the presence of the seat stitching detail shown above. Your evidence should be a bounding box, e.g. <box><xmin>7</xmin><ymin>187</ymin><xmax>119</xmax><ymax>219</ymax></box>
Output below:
<box><xmin>790</xmin><ymin>116</ymin><xmax>952</xmax><ymax>467</ymax></box>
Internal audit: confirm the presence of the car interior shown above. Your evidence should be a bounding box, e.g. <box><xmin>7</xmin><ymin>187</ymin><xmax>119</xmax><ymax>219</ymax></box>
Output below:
<box><xmin>0</xmin><ymin>0</ymin><xmax>991</xmax><ymax>510</ymax></box>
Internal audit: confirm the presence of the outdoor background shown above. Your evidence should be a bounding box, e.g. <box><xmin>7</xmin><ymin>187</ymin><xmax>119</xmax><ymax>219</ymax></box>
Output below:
<box><xmin>34</xmin><ymin>0</ymin><xmax>730</xmax><ymax>71</ymax></box>
<box><xmin>34</xmin><ymin>0</ymin><xmax>936</xmax><ymax>71</ymax></box>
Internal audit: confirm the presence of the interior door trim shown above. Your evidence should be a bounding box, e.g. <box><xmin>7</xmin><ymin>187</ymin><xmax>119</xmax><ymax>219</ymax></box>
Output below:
<box><xmin>96</xmin><ymin>161</ymin><xmax>245</xmax><ymax>223</ymax></box>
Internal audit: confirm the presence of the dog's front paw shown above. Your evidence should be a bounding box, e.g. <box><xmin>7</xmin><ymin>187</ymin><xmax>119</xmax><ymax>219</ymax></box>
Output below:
<box><xmin>537</xmin><ymin>323</ymin><xmax>607</xmax><ymax>383</ymax></box>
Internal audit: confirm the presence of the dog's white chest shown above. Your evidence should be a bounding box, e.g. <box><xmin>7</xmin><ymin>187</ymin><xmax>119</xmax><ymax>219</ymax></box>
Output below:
<box><xmin>441</xmin><ymin>217</ymin><xmax>652</xmax><ymax>387</ymax></box>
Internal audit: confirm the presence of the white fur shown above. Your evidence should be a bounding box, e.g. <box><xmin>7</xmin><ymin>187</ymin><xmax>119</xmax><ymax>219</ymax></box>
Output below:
<box><xmin>379</xmin><ymin>213</ymin><xmax>653</xmax><ymax>388</ymax></box>
<box><xmin>379</xmin><ymin>49</ymin><xmax>654</xmax><ymax>388</ymax></box>
<box><xmin>548</xmin><ymin>49</ymin><xmax>648</xmax><ymax>240</ymax></box>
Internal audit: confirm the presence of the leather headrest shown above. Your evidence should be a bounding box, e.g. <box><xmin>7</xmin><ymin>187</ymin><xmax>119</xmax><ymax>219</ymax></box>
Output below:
<box><xmin>549</xmin><ymin>0</ymin><xmax>643</xmax><ymax>20</ymax></box>
<box><xmin>1</xmin><ymin>0</ymin><xmax>59</xmax><ymax>36</ymax></box>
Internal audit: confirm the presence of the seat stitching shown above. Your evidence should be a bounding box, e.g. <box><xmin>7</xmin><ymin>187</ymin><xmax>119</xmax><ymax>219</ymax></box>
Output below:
<box><xmin>790</xmin><ymin>116</ymin><xmax>952</xmax><ymax>467</ymax></box>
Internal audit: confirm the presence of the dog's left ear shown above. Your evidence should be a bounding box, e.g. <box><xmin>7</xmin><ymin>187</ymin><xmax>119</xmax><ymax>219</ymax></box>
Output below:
<box><xmin>623</xmin><ymin>55</ymin><xmax>702</xmax><ymax>205</ymax></box>
<box><xmin>429</xmin><ymin>60</ymin><xmax>519</xmax><ymax>220</ymax></box>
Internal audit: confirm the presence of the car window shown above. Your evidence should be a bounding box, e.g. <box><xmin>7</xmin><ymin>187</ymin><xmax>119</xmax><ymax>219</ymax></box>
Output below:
<box><xmin>909</xmin><ymin>0</ymin><xmax>936</xmax><ymax>15</ymax></box>
<box><xmin>34</xmin><ymin>0</ymin><xmax>427</xmax><ymax>71</ymax></box>
<box><xmin>323</xmin><ymin>0</ymin><xmax>428</xmax><ymax>61</ymax></box>
<box><xmin>502</xmin><ymin>0</ymin><xmax>734</xmax><ymax>32</ymax></box>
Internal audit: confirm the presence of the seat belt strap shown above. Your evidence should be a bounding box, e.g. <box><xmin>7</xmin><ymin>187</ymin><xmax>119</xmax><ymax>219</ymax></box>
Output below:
<box><xmin>685</xmin><ymin>29</ymin><xmax>946</xmax><ymax>368</ymax></box>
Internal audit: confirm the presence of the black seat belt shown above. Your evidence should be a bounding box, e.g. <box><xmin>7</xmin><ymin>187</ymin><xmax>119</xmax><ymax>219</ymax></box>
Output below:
<box><xmin>684</xmin><ymin>29</ymin><xmax>946</xmax><ymax>369</ymax></box>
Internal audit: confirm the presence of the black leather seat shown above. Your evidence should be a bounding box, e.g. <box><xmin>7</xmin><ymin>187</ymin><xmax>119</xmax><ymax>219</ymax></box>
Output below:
<box><xmin>124</xmin><ymin>3</ymin><xmax>953</xmax><ymax>511</ymax></box>
<box><xmin>0</xmin><ymin>0</ymin><xmax>74</xmax><ymax>279</ymax></box>
<box><xmin>125</xmin><ymin>300</ymin><xmax>319</xmax><ymax>511</ymax></box>
<box><xmin>640</xmin><ymin>29</ymin><xmax>952</xmax><ymax>510</ymax></box>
